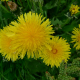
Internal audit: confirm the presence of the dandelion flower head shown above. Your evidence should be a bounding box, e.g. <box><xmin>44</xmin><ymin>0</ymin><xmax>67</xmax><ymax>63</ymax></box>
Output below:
<box><xmin>40</xmin><ymin>37</ymin><xmax>71</xmax><ymax>68</ymax></box>
<box><xmin>0</xmin><ymin>25</ymin><xmax>19</xmax><ymax>61</ymax></box>
<box><xmin>69</xmin><ymin>4</ymin><xmax>80</xmax><ymax>16</ymax></box>
<box><xmin>71</xmin><ymin>24</ymin><xmax>80</xmax><ymax>50</ymax></box>
<box><xmin>11</xmin><ymin>11</ymin><xmax>54</xmax><ymax>59</ymax></box>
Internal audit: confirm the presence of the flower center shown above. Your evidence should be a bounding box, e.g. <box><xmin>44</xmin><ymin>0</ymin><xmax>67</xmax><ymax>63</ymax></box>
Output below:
<box><xmin>73</xmin><ymin>8</ymin><xmax>75</xmax><ymax>10</ymax></box>
<box><xmin>51</xmin><ymin>48</ymin><xmax>57</xmax><ymax>54</ymax></box>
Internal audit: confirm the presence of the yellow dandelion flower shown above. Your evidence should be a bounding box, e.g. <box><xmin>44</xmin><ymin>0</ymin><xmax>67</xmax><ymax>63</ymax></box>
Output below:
<box><xmin>71</xmin><ymin>24</ymin><xmax>80</xmax><ymax>50</ymax></box>
<box><xmin>40</xmin><ymin>37</ymin><xmax>71</xmax><ymax>68</ymax></box>
<box><xmin>69</xmin><ymin>4</ymin><xmax>80</xmax><ymax>16</ymax></box>
<box><xmin>10</xmin><ymin>11</ymin><xmax>54</xmax><ymax>59</ymax></box>
<box><xmin>0</xmin><ymin>25</ymin><xmax>19</xmax><ymax>61</ymax></box>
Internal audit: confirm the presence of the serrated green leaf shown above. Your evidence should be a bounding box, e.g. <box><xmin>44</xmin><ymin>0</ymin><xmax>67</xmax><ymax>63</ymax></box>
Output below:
<box><xmin>51</xmin><ymin>17</ymin><xmax>63</xmax><ymax>25</ymax></box>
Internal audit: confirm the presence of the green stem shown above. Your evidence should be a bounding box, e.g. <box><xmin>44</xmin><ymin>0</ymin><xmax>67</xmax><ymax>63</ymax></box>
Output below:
<box><xmin>33</xmin><ymin>1</ymin><xmax>37</xmax><ymax>13</ymax></box>
<box><xmin>61</xmin><ymin>18</ymin><xmax>70</xmax><ymax>27</ymax></box>
<box><xmin>56</xmin><ymin>0</ymin><xmax>61</xmax><ymax>14</ymax></box>
<box><xmin>0</xmin><ymin>73</ymin><xmax>8</xmax><ymax>80</ymax></box>
<box><xmin>0</xmin><ymin>4</ymin><xmax>9</xmax><ymax>13</ymax></box>
<box><xmin>66</xmin><ymin>32</ymin><xmax>72</xmax><ymax>35</ymax></box>
<box><xmin>39</xmin><ymin>1</ymin><xmax>43</xmax><ymax>15</ymax></box>
<box><xmin>27</xmin><ymin>0</ymin><xmax>32</xmax><ymax>10</ymax></box>
<box><xmin>4</xmin><ymin>1</ymin><xmax>9</xmax><ymax>11</ymax></box>
<box><xmin>20</xmin><ymin>0</ymin><xmax>23</xmax><ymax>7</ymax></box>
